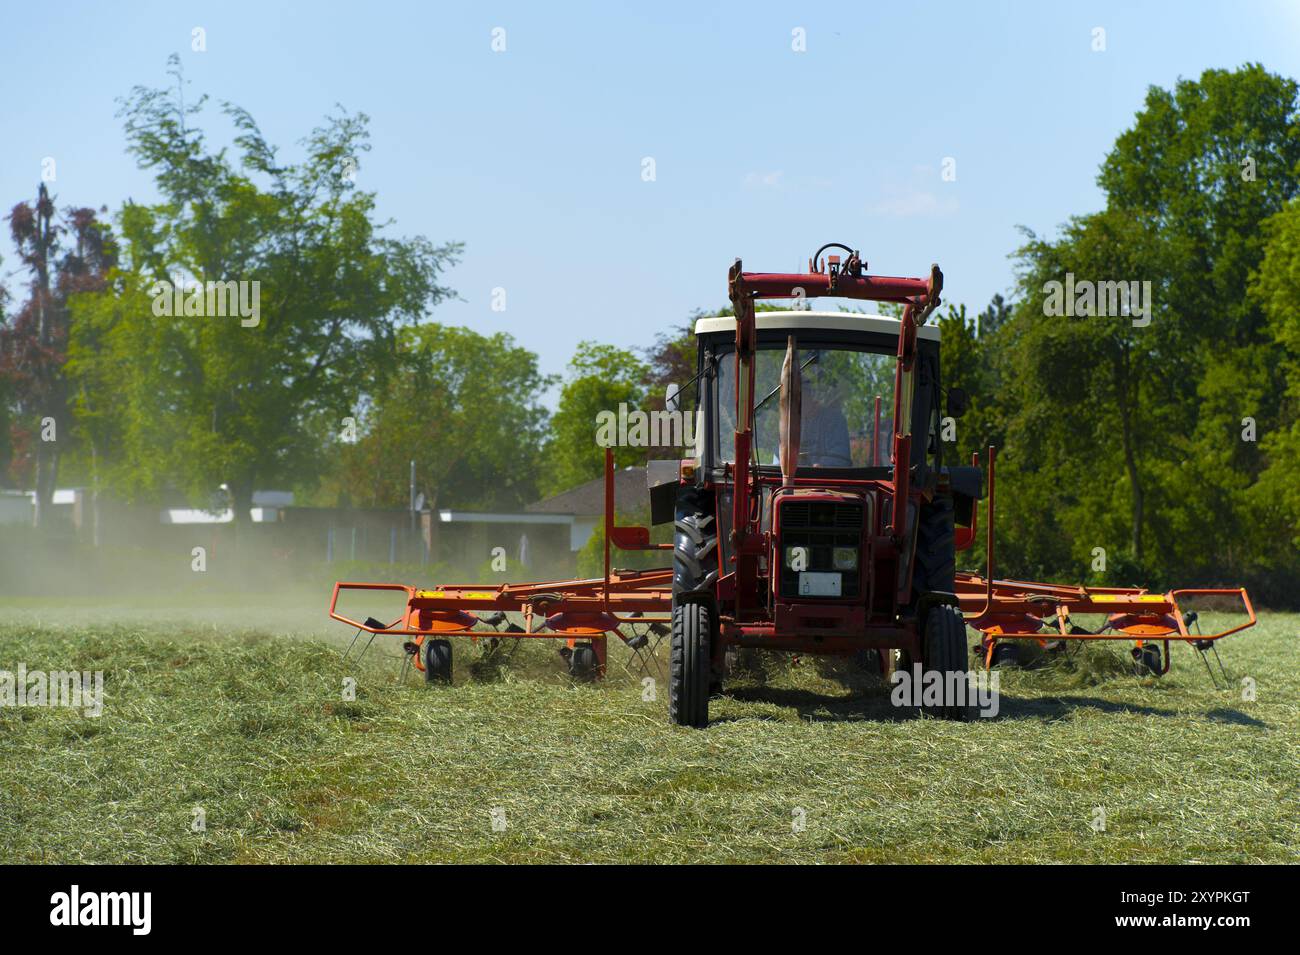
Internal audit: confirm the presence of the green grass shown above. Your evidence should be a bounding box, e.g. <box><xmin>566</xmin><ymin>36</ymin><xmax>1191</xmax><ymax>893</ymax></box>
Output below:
<box><xmin>1</xmin><ymin>611</ymin><xmax>1296</xmax><ymax>863</ymax></box>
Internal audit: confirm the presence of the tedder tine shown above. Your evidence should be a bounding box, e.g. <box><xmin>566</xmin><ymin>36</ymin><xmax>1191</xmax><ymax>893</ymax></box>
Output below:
<box><xmin>1195</xmin><ymin>642</ymin><xmax>1222</xmax><ymax>689</ymax></box>
<box><xmin>1193</xmin><ymin>640</ymin><xmax>1230</xmax><ymax>689</ymax></box>
<box><xmin>646</xmin><ymin>623</ymin><xmax>669</xmax><ymax>678</ymax></box>
<box><xmin>341</xmin><ymin>627</ymin><xmax>363</xmax><ymax>664</ymax></box>
<box><xmin>343</xmin><ymin>617</ymin><xmax>389</xmax><ymax>664</ymax></box>
<box><xmin>617</xmin><ymin>625</ymin><xmax>650</xmax><ymax>679</ymax></box>
<box><xmin>639</xmin><ymin>622</ymin><xmax>670</xmax><ymax>680</ymax></box>
<box><xmin>1212</xmin><ymin>643</ymin><xmax>1229</xmax><ymax>683</ymax></box>
<box><xmin>353</xmin><ymin>631</ymin><xmax>379</xmax><ymax>666</ymax></box>
<box><xmin>1183</xmin><ymin>610</ymin><xmax>1229</xmax><ymax>689</ymax></box>
<box><xmin>352</xmin><ymin>616</ymin><xmax>404</xmax><ymax>671</ymax></box>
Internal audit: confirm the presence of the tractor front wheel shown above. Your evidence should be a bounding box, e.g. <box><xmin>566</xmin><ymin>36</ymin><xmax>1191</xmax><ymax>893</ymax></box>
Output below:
<box><xmin>921</xmin><ymin>605</ymin><xmax>971</xmax><ymax>720</ymax></box>
<box><xmin>670</xmin><ymin>599</ymin><xmax>711</xmax><ymax>728</ymax></box>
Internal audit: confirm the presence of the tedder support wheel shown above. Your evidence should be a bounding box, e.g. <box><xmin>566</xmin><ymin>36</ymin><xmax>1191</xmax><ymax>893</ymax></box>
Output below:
<box><xmin>423</xmin><ymin>639</ymin><xmax>453</xmax><ymax>684</ymax></box>
<box><xmin>1132</xmin><ymin>643</ymin><xmax>1162</xmax><ymax>676</ymax></box>
<box><xmin>921</xmin><ymin>605</ymin><xmax>971</xmax><ymax>720</ymax></box>
<box><xmin>569</xmin><ymin>643</ymin><xmax>598</xmax><ymax>682</ymax></box>
<box><xmin>991</xmin><ymin>641</ymin><xmax>1022</xmax><ymax>668</ymax></box>
<box><xmin>670</xmin><ymin>599</ymin><xmax>711</xmax><ymax>728</ymax></box>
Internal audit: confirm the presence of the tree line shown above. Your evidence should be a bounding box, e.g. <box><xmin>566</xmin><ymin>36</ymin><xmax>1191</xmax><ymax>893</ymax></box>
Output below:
<box><xmin>2</xmin><ymin>63</ymin><xmax>1298</xmax><ymax>603</ymax></box>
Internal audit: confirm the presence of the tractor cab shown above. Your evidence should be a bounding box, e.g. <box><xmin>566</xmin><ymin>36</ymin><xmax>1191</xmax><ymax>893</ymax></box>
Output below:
<box><xmin>694</xmin><ymin>310</ymin><xmax>943</xmax><ymax>480</ymax></box>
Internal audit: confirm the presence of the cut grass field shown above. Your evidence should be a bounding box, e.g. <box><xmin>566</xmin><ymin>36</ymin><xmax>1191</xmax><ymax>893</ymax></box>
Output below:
<box><xmin>1</xmin><ymin>609</ymin><xmax>1296</xmax><ymax>864</ymax></box>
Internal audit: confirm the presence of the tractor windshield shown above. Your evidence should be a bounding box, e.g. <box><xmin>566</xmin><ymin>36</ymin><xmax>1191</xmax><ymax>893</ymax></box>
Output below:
<box><xmin>715</xmin><ymin>343</ymin><xmax>896</xmax><ymax>468</ymax></box>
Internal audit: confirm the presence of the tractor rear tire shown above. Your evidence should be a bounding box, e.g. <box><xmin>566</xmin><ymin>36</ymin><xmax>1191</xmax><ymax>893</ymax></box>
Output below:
<box><xmin>670</xmin><ymin>599</ymin><xmax>711</xmax><ymax>728</ymax></box>
<box><xmin>423</xmin><ymin>639</ymin><xmax>453</xmax><ymax>684</ymax></box>
<box><xmin>673</xmin><ymin>487</ymin><xmax>718</xmax><ymax>598</ymax></box>
<box><xmin>912</xmin><ymin>493</ymin><xmax>956</xmax><ymax>598</ymax></box>
<box><xmin>921</xmin><ymin>604</ymin><xmax>971</xmax><ymax>720</ymax></box>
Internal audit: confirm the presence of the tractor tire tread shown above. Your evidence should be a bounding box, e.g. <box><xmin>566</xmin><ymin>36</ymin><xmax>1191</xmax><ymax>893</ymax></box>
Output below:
<box><xmin>673</xmin><ymin>486</ymin><xmax>719</xmax><ymax>597</ymax></box>
<box><xmin>913</xmin><ymin>493</ymin><xmax>956</xmax><ymax>597</ymax></box>
<box><xmin>670</xmin><ymin>599</ymin><xmax>711</xmax><ymax>727</ymax></box>
<box><xmin>921</xmin><ymin>604</ymin><xmax>972</xmax><ymax>721</ymax></box>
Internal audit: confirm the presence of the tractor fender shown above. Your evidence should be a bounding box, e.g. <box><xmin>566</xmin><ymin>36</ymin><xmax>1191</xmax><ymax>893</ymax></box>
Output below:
<box><xmin>944</xmin><ymin>465</ymin><xmax>983</xmax><ymax>528</ymax></box>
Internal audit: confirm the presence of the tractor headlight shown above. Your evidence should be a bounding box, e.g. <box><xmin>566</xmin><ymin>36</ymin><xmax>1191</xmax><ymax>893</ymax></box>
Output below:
<box><xmin>832</xmin><ymin>547</ymin><xmax>859</xmax><ymax>571</ymax></box>
<box><xmin>784</xmin><ymin>546</ymin><xmax>809</xmax><ymax>571</ymax></box>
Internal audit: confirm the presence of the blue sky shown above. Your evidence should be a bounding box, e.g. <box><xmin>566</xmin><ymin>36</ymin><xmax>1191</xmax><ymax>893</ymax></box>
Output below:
<box><xmin>2</xmin><ymin>1</ymin><xmax>1298</xmax><ymax>394</ymax></box>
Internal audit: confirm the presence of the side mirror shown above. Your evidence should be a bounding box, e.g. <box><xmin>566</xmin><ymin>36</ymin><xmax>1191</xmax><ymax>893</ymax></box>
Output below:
<box><xmin>946</xmin><ymin>386</ymin><xmax>970</xmax><ymax>418</ymax></box>
<box><xmin>665</xmin><ymin>382</ymin><xmax>681</xmax><ymax>414</ymax></box>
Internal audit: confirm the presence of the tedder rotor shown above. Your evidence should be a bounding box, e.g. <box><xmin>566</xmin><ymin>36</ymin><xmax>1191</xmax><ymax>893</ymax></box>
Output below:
<box><xmin>329</xmin><ymin>244</ymin><xmax>1256</xmax><ymax>726</ymax></box>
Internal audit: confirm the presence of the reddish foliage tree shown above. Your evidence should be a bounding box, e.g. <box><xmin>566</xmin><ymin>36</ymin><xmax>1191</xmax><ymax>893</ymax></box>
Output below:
<box><xmin>0</xmin><ymin>184</ymin><xmax>115</xmax><ymax>524</ymax></box>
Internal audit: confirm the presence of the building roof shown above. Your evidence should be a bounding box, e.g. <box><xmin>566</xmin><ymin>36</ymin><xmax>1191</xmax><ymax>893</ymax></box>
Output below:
<box><xmin>693</xmin><ymin>309</ymin><xmax>941</xmax><ymax>342</ymax></box>
<box><xmin>526</xmin><ymin>466</ymin><xmax>649</xmax><ymax>517</ymax></box>
<box><xmin>436</xmin><ymin>510</ymin><xmax>572</xmax><ymax>524</ymax></box>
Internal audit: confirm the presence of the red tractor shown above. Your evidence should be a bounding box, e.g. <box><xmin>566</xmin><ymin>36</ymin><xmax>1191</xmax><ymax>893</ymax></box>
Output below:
<box><xmin>662</xmin><ymin>245</ymin><xmax>975</xmax><ymax>724</ymax></box>
<box><xmin>329</xmin><ymin>244</ymin><xmax>1255</xmax><ymax>726</ymax></box>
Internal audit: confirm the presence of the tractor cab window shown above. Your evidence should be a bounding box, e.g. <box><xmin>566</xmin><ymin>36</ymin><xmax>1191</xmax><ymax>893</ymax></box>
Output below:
<box><xmin>714</xmin><ymin>343</ymin><xmax>896</xmax><ymax>468</ymax></box>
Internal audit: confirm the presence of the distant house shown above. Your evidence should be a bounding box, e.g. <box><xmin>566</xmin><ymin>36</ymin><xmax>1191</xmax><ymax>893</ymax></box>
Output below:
<box><xmin>161</xmin><ymin>490</ymin><xmax>295</xmax><ymax>524</ymax></box>
<box><xmin>0</xmin><ymin>488</ymin><xmax>297</xmax><ymax>527</ymax></box>
<box><xmin>526</xmin><ymin>466</ymin><xmax>649</xmax><ymax>551</ymax></box>
<box><xmin>0</xmin><ymin>490</ymin><xmax>35</xmax><ymax>525</ymax></box>
<box><xmin>0</xmin><ymin>487</ymin><xmax>83</xmax><ymax>526</ymax></box>
<box><xmin>426</xmin><ymin>509</ymin><xmax>574</xmax><ymax>570</ymax></box>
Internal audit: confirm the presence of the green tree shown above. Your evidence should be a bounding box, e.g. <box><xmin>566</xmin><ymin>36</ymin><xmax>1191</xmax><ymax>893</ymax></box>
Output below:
<box><xmin>1098</xmin><ymin>64</ymin><xmax>1300</xmax><ymax>586</ymax></box>
<box><xmin>1247</xmin><ymin>198</ymin><xmax>1300</xmax><ymax>584</ymax></box>
<box><xmin>994</xmin><ymin>65</ymin><xmax>1300</xmax><ymax>593</ymax></box>
<box><xmin>542</xmin><ymin>342</ymin><xmax>648</xmax><ymax>497</ymax></box>
<box><xmin>328</xmin><ymin>323</ymin><xmax>553</xmax><ymax>511</ymax></box>
<box><xmin>1</xmin><ymin>189</ymin><xmax>115</xmax><ymax>521</ymax></box>
<box><xmin>1007</xmin><ymin>209</ymin><xmax>1179</xmax><ymax>580</ymax></box>
<box><xmin>68</xmin><ymin>59</ymin><xmax>459</xmax><ymax>519</ymax></box>
<box><xmin>975</xmin><ymin>293</ymin><xmax>1011</xmax><ymax>337</ymax></box>
<box><xmin>936</xmin><ymin>303</ymin><xmax>990</xmax><ymax>463</ymax></box>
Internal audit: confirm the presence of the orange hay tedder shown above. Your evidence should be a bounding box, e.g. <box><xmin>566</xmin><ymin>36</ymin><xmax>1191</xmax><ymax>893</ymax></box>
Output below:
<box><xmin>329</xmin><ymin>244</ymin><xmax>1256</xmax><ymax>725</ymax></box>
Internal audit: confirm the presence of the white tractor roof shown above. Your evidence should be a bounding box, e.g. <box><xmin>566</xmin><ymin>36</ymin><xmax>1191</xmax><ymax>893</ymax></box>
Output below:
<box><xmin>693</xmin><ymin>309</ymin><xmax>941</xmax><ymax>342</ymax></box>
